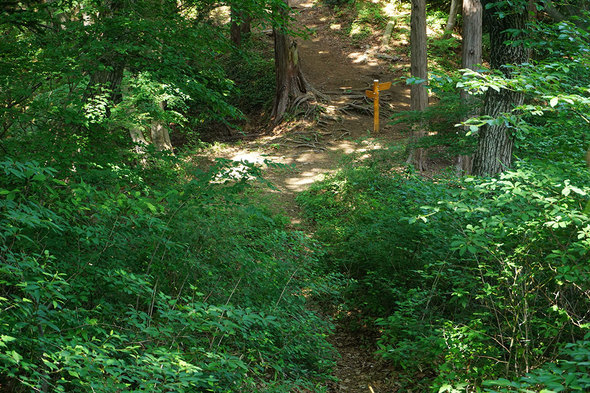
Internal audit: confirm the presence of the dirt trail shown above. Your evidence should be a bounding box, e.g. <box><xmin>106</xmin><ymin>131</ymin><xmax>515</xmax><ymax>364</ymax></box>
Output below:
<box><xmin>218</xmin><ymin>0</ymin><xmax>410</xmax><ymax>230</ymax></box>
<box><xmin>214</xmin><ymin>1</ymin><xmax>411</xmax><ymax>391</ymax></box>
<box><xmin>290</xmin><ymin>2</ymin><xmax>409</xmax><ymax>392</ymax></box>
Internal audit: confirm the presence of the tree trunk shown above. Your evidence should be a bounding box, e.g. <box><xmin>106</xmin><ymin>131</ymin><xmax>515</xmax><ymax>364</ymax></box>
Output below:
<box><xmin>230</xmin><ymin>6</ymin><xmax>251</xmax><ymax>47</ymax></box>
<box><xmin>129</xmin><ymin>126</ymin><xmax>148</xmax><ymax>165</ymax></box>
<box><xmin>410</xmin><ymin>0</ymin><xmax>428</xmax><ymax>112</ymax></box>
<box><xmin>456</xmin><ymin>0</ymin><xmax>482</xmax><ymax>174</ymax></box>
<box><xmin>150</xmin><ymin>101</ymin><xmax>173</xmax><ymax>152</ymax></box>
<box><xmin>85</xmin><ymin>64</ymin><xmax>125</xmax><ymax>108</ymax></box>
<box><xmin>443</xmin><ymin>0</ymin><xmax>461</xmax><ymax>37</ymax></box>
<box><xmin>472</xmin><ymin>4</ymin><xmax>529</xmax><ymax>176</ymax></box>
<box><xmin>408</xmin><ymin>0</ymin><xmax>428</xmax><ymax>171</ymax></box>
<box><xmin>83</xmin><ymin>1</ymin><xmax>125</xmax><ymax>117</ymax></box>
<box><xmin>461</xmin><ymin>0</ymin><xmax>482</xmax><ymax>92</ymax></box>
<box><xmin>471</xmin><ymin>89</ymin><xmax>523</xmax><ymax>175</ymax></box>
<box><xmin>271</xmin><ymin>1</ymin><xmax>311</xmax><ymax>124</ymax></box>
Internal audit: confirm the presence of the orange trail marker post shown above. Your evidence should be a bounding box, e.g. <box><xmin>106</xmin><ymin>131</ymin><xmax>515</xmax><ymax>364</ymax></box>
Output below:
<box><xmin>365</xmin><ymin>79</ymin><xmax>392</xmax><ymax>133</ymax></box>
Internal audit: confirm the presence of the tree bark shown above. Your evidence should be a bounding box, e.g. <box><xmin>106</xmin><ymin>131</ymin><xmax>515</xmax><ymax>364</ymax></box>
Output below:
<box><xmin>472</xmin><ymin>89</ymin><xmax>523</xmax><ymax>175</ymax></box>
<box><xmin>472</xmin><ymin>4</ymin><xmax>529</xmax><ymax>176</ymax></box>
<box><xmin>230</xmin><ymin>6</ymin><xmax>251</xmax><ymax>47</ymax></box>
<box><xmin>271</xmin><ymin>1</ymin><xmax>311</xmax><ymax>124</ymax></box>
<box><xmin>85</xmin><ymin>64</ymin><xmax>125</xmax><ymax>109</ymax></box>
<box><xmin>408</xmin><ymin>0</ymin><xmax>428</xmax><ymax>171</ymax></box>
<box><xmin>129</xmin><ymin>126</ymin><xmax>148</xmax><ymax>164</ymax></box>
<box><xmin>461</xmin><ymin>0</ymin><xmax>482</xmax><ymax>92</ymax></box>
<box><xmin>410</xmin><ymin>0</ymin><xmax>428</xmax><ymax>112</ymax></box>
<box><xmin>443</xmin><ymin>0</ymin><xmax>461</xmax><ymax>37</ymax></box>
<box><xmin>456</xmin><ymin>0</ymin><xmax>482</xmax><ymax>174</ymax></box>
<box><xmin>150</xmin><ymin>101</ymin><xmax>173</xmax><ymax>152</ymax></box>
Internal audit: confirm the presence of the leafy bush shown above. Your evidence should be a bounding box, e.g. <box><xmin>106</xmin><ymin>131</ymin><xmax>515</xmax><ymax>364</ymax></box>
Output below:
<box><xmin>223</xmin><ymin>47</ymin><xmax>275</xmax><ymax>116</ymax></box>
<box><xmin>483</xmin><ymin>336</ymin><xmax>590</xmax><ymax>393</ymax></box>
<box><xmin>299</xmin><ymin>150</ymin><xmax>590</xmax><ymax>391</ymax></box>
<box><xmin>0</xmin><ymin>158</ymin><xmax>335</xmax><ymax>392</ymax></box>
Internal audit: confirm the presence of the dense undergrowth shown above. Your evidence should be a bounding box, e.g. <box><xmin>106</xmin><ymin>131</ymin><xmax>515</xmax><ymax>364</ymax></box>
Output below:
<box><xmin>0</xmin><ymin>0</ymin><xmax>339</xmax><ymax>390</ymax></box>
<box><xmin>301</xmin><ymin>1</ymin><xmax>590</xmax><ymax>392</ymax></box>
<box><xmin>299</xmin><ymin>152</ymin><xmax>590</xmax><ymax>391</ymax></box>
<box><xmin>2</xmin><ymin>0</ymin><xmax>590</xmax><ymax>392</ymax></box>
<box><xmin>0</xmin><ymin>153</ymin><xmax>334</xmax><ymax>392</ymax></box>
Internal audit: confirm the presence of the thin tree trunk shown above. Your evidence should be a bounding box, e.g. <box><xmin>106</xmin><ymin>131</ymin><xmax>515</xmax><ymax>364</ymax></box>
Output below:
<box><xmin>410</xmin><ymin>0</ymin><xmax>428</xmax><ymax>111</ymax></box>
<box><xmin>456</xmin><ymin>0</ymin><xmax>482</xmax><ymax>174</ymax></box>
<box><xmin>472</xmin><ymin>3</ymin><xmax>529</xmax><ymax>176</ymax></box>
<box><xmin>461</xmin><ymin>0</ymin><xmax>482</xmax><ymax>93</ymax></box>
<box><xmin>443</xmin><ymin>0</ymin><xmax>461</xmax><ymax>37</ymax></box>
<box><xmin>408</xmin><ymin>0</ymin><xmax>428</xmax><ymax>171</ymax></box>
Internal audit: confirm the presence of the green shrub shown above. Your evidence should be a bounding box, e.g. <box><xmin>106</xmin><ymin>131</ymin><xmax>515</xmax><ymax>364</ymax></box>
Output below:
<box><xmin>0</xmin><ymin>158</ymin><xmax>335</xmax><ymax>392</ymax></box>
<box><xmin>483</xmin><ymin>336</ymin><xmax>590</xmax><ymax>393</ymax></box>
<box><xmin>300</xmin><ymin>152</ymin><xmax>590</xmax><ymax>390</ymax></box>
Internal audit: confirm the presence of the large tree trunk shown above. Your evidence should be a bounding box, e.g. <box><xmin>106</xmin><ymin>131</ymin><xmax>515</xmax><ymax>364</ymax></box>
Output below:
<box><xmin>85</xmin><ymin>64</ymin><xmax>125</xmax><ymax>109</ymax></box>
<box><xmin>471</xmin><ymin>89</ymin><xmax>523</xmax><ymax>175</ymax></box>
<box><xmin>271</xmin><ymin>1</ymin><xmax>310</xmax><ymax>124</ymax></box>
<box><xmin>150</xmin><ymin>101</ymin><xmax>173</xmax><ymax>152</ymax></box>
<box><xmin>443</xmin><ymin>0</ymin><xmax>461</xmax><ymax>37</ymax></box>
<box><xmin>456</xmin><ymin>0</ymin><xmax>482</xmax><ymax>174</ymax></box>
<box><xmin>408</xmin><ymin>0</ymin><xmax>428</xmax><ymax>171</ymax></box>
<box><xmin>472</xmin><ymin>3</ymin><xmax>529</xmax><ymax>176</ymax></box>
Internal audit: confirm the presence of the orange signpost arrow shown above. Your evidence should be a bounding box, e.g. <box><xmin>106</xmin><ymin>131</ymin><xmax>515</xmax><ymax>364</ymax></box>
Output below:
<box><xmin>378</xmin><ymin>81</ymin><xmax>392</xmax><ymax>91</ymax></box>
<box><xmin>365</xmin><ymin>79</ymin><xmax>391</xmax><ymax>132</ymax></box>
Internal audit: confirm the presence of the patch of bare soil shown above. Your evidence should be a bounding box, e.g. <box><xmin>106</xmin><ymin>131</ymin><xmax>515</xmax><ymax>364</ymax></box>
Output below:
<box><xmin>325</xmin><ymin>326</ymin><xmax>405</xmax><ymax>393</ymax></box>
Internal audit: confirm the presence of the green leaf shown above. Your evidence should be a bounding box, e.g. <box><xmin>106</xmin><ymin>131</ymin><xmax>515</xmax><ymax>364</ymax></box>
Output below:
<box><xmin>10</xmin><ymin>350</ymin><xmax>22</xmax><ymax>364</ymax></box>
<box><xmin>146</xmin><ymin>202</ymin><xmax>157</xmax><ymax>213</ymax></box>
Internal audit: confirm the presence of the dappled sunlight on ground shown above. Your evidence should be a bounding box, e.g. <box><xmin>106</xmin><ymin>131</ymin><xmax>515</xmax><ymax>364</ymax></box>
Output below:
<box><xmin>216</xmin><ymin>133</ymin><xmax>390</xmax><ymax>197</ymax></box>
<box><xmin>200</xmin><ymin>0</ymin><xmax>412</xmax><ymax>228</ymax></box>
<box><xmin>348</xmin><ymin>50</ymin><xmax>380</xmax><ymax>66</ymax></box>
<box><xmin>230</xmin><ymin>151</ymin><xmax>267</xmax><ymax>165</ymax></box>
<box><xmin>297</xmin><ymin>0</ymin><xmax>315</xmax><ymax>9</ymax></box>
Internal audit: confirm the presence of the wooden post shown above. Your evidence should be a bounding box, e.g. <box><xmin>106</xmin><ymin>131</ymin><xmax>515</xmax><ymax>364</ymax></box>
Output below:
<box><xmin>373</xmin><ymin>80</ymin><xmax>380</xmax><ymax>132</ymax></box>
<box><xmin>365</xmin><ymin>80</ymin><xmax>391</xmax><ymax>133</ymax></box>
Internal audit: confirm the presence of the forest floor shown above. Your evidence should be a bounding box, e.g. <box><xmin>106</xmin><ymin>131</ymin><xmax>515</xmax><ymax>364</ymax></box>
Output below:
<box><xmin>205</xmin><ymin>0</ymin><xmax>413</xmax><ymax>227</ymax></box>
<box><xmin>203</xmin><ymin>1</ymin><xmax>415</xmax><ymax>391</ymax></box>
